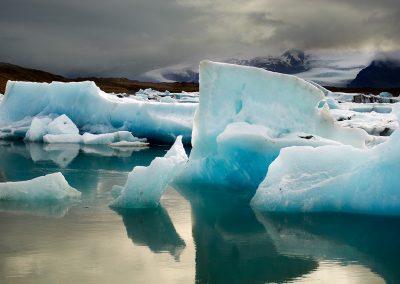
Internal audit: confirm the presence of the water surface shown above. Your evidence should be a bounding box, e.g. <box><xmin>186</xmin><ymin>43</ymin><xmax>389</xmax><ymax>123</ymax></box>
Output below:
<box><xmin>0</xmin><ymin>142</ymin><xmax>398</xmax><ymax>283</ymax></box>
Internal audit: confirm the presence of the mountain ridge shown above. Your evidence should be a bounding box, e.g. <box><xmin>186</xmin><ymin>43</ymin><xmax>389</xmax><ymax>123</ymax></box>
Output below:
<box><xmin>1</xmin><ymin>61</ymin><xmax>399</xmax><ymax>96</ymax></box>
<box><xmin>349</xmin><ymin>60</ymin><xmax>400</xmax><ymax>88</ymax></box>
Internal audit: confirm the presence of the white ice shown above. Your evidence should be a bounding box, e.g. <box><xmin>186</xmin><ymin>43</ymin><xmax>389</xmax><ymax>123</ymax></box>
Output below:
<box><xmin>251</xmin><ymin>106</ymin><xmax>400</xmax><ymax>215</ymax></box>
<box><xmin>0</xmin><ymin>172</ymin><xmax>81</xmax><ymax>201</ymax></box>
<box><xmin>46</xmin><ymin>114</ymin><xmax>79</xmax><ymax>135</ymax></box>
<box><xmin>25</xmin><ymin>116</ymin><xmax>53</xmax><ymax>141</ymax></box>
<box><xmin>109</xmin><ymin>141</ymin><xmax>149</xmax><ymax>148</ymax></box>
<box><xmin>110</xmin><ymin>136</ymin><xmax>188</xmax><ymax>208</ymax></box>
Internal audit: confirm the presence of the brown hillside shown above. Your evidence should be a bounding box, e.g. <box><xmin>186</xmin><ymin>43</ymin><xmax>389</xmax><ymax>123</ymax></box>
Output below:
<box><xmin>0</xmin><ymin>62</ymin><xmax>198</xmax><ymax>94</ymax></box>
<box><xmin>1</xmin><ymin>62</ymin><xmax>399</xmax><ymax>96</ymax></box>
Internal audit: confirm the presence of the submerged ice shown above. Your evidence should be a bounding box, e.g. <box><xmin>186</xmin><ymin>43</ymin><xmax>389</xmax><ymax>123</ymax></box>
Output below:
<box><xmin>110</xmin><ymin>136</ymin><xmax>188</xmax><ymax>208</ymax></box>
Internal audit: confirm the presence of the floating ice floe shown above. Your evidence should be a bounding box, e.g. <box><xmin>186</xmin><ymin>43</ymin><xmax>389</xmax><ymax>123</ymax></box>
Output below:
<box><xmin>110</xmin><ymin>136</ymin><xmax>188</xmax><ymax>208</ymax></box>
<box><xmin>178</xmin><ymin>61</ymin><xmax>369</xmax><ymax>189</ymax></box>
<box><xmin>134</xmin><ymin>88</ymin><xmax>199</xmax><ymax>104</ymax></box>
<box><xmin>251</xmin><ymin>106</ymin><xmax>400</xmax><ymax>215</ymax></box>
<box><xmin>330</xmin><ymin>107</ymin><xmax>398</xmax><ymax>137</ymax></box>
<box><xmin>109</xmin><ymin>141</ymin><xmax>149</xmax><ymax>148</ymax></box>
<box><xmin>0</xmin><ymin>81</ymin><xmax>197</xmax><ymax>143</ymax></box>
<box><xmin>0</xmin><ymin>172</ymin><xmax>81</xmax><ymax>201</ymax></box>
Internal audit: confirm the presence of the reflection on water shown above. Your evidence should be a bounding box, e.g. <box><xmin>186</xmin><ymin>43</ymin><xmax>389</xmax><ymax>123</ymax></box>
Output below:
<box><xmin>256</xmin><ymin>212</ymin><xmax>400</xmax><ymax>283</ymax></box>
<box><xmin>113</xmin><ymin>207</ymin><xmax>186</xmax><ymax>260</ymax></box>
<box><xmin>0</xmin><ymin>200</ymin><xmax>78</xmax><ymax>218</ymax></box>
<box><xmin>0</xmin><ymin>141</ymin><xmax>168</xmax><ymax>191</ymax></box>
<box><xmin>175</xmin><ymin>183</ymin><xmax>318</xmax><ymax>283</ymax></box>
<box><xmin>0</xmin><ymin>142</ymin><xmax>399</xmax><ymax>283</ymax></box>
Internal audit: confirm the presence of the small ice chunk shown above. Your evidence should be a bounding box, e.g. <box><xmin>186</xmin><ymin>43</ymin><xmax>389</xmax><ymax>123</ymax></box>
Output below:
<box><xmin>0</xmin><ymin>172</ymin><xmax>81</xmax><ymax>201</ymax></box>
<box><xmin>379</xmin><ymin>92</ymin><xmax>393</xmax><ymax>98</ymax></box>
<box><xmin>43</xmin><ymin>134</ymin><xmax>83</xmax><ymax>144</ymax></box>
<box><xmin>47</xmin><ymin>114</ymin><xmax>79</xmax><ymax>135</ymax></box>
<box><xmin>159</xmin><ymin>96</ymin><xmax>176</xmax><ymax>103</ymax></box>
<box><xmin>109</xmin><ymin>141</ymin><xmax>149</xmax><ymax>148</ymax></box>
<box><xmin>110</xmin><ymin>136</ymin><xmax>188</xmax><ymax>208</ymax></box>
<box><xmin>82</xmin><ymin>131</ymin><xmax>137</xmax><ymax>145</ymax></box>
<box><xmin>25</xmin><ymin>116</ymin><xmax>52</xmax><ymax>141</ymax></box>
<box><xmin>318</xmin><ymin>98</ymin><xmax>340</xmax><ymax>110</ymax></box>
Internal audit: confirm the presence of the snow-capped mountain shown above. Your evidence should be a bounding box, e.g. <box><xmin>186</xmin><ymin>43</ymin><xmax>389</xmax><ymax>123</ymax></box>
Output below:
<box><xmin>143</xmin><ymin>49</ymin><xmax>311</xmax><ymax>83</ymax></box>
<box><xmin>227</xmin><ymin>49</ymin><xmax>310</xmax><ymax>74</ymax></box>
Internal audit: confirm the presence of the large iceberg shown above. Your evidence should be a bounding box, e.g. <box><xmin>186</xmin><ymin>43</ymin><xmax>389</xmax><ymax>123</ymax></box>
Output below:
<box><xmin>251</xmin><ymin>106</ymin><xmax>400</xmax><ymax>215</ymax></box>
<box><xmin>0</xmin><ymin>172</ymin><xmax>81</xmax><ymax>201</ymax></box>
<box><xmin>179</xmin><ymin>61</ymin><xmax>369</xmax><ymax>189</ymax></box>
<box><xmin>0</xmin><ymin>81</ymin><xmax>197</xmax><ymax>143</ymax></box>
<box><xmin>110</xmin><ymin>136</ymin><xmax>188</xmax><ymax>208</ymax></box>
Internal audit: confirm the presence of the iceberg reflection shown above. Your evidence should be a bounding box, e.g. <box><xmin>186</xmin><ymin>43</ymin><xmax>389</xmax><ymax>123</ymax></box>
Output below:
<box><xmin>0</xmin><ymin>200</ymin><xmax>78</xmax><ymax>218</ymax></box>
<box><xmin>175</xmin><ymin>183</ymin><xmax>318</xmax><ymax>283</ymax></box>
<box><xmin>113</xmin><ymin>207</ymin><xmax>186</xmax><ymax>260</ymax></box>
<box><xmin>256</xmin><ymin>212</ymin><xmax>400</xmax><ymax>283</ymax></box>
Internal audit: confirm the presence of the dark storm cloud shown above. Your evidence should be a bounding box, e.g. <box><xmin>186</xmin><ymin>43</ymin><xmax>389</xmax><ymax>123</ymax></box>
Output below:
<box><xmin>0</xmin><ymin>0</ymin><xmax>399</xmax><ymax>78</ymax></box>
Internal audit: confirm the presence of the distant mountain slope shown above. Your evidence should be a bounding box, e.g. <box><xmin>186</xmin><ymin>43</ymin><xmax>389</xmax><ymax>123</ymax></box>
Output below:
<box><xmin>0</xmin><ymin>63</ymin><xmax>197</xmax><ymax>94</ymax></box>
<box><xmin>1</xmin><ymin>61</ymin><xmax>398</xmax><ymax>96</ymax></box>
<box><xmin>0</xmin><ymin>62</ymin><xmax>67</xmax><ymax>93</ymax></box>
<box><xmin>349</xmin><ymin>60</ymin><xmax>400</xmax><ymax>88</ymax></box>
<box><xmin>228</xmin><ymin>49</ymin><xmax>310</xmax><ymax>74</ymax></box>
<box><xmin>147</xmin><ymin>49</ymin><xmax>310</xmax><ymax>83</ymax></box>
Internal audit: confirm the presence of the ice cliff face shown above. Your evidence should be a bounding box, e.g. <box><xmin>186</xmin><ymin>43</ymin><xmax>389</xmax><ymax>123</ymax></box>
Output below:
<box><xmin>178</xmin><ymin>61</ymin><xmax>369</xmax><ymax>189</ymax></box>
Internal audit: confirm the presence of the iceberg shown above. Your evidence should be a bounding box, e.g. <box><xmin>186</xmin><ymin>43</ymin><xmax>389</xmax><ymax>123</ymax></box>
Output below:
<box><xmin>179</xmin><ymin>61</ymin><xmax>369</xmax><ymax>189</ymax></box>
<box><xmin>0</xmin><ymin>172</ymin><xmax>81</xmax><ymax>201</ymax></box>
<box><xmin>251</xmin><ymin>106</ymin><xmax>400</xmax><ymax>215</ymax></box>
<box><xmin>110</xmin><ymin>136</ymin><xmax>188</xmax><ymax>208</ymax></box>
<box><xmin>0</xmin><ymin>81</ymin><xmax>197</xmax><ymax>143</ymax></box>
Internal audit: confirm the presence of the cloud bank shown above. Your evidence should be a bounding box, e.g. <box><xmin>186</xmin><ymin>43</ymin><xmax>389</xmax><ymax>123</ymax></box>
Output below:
<box><xmin>0</xmin><ymin>0</ymin><xmax>399</xmax><ymax>77</ymax></box>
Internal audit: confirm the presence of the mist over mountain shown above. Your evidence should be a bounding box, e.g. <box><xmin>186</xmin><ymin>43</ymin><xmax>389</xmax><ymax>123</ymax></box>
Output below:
<box><xmin>146</xmin><ymin>49</ymin><xmax>311</xmax><ymax>83</ymax></box>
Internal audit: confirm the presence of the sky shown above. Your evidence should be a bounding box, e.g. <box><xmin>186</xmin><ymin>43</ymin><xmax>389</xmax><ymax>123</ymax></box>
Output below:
<box><xmin>0</xmin><ymin>0</ymin><xmax>399</xmax><ymax>78</ymax></box>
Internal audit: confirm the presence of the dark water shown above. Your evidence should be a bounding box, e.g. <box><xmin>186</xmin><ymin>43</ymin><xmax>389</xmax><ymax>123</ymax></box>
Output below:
<box><xmin>0</xmin><ymin>141</ymin><xmax>398</xmax><ymax>283</ymax></box>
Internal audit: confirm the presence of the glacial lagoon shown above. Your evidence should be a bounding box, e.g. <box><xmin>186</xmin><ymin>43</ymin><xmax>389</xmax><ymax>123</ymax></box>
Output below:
<box><xmin>0</xmin><ymin>142</ymin><xmax>399</xmax><ymax>283</ymax></box>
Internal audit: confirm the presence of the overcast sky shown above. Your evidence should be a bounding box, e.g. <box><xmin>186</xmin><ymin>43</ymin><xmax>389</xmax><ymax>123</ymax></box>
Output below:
<box><xmin>0</xmin><ymin>0</ymin><xmax>399</xmax><ymax>78</ymax></box>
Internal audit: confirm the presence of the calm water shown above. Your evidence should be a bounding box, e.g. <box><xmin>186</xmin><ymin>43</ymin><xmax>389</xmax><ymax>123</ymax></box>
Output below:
<box><xmin>0</xmin><ymin>141</ymin><xmax>399</xmax><ymax>283</ymax></box>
